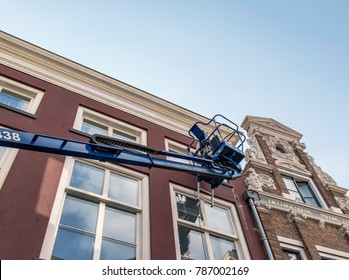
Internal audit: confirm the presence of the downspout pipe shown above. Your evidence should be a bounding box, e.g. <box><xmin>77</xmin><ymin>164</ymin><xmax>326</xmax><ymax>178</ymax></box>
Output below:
<box><xmin>244</xmin><ymin>190</ymin><xmax>274</xmax><ymax>260</ymax></box>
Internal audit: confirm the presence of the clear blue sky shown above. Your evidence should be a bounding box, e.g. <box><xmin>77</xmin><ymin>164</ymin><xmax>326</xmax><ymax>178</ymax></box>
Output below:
<box><xmin>1</xmin><ymin>0</ymin><xmax>348</xmax><ymax>190</ymax></box>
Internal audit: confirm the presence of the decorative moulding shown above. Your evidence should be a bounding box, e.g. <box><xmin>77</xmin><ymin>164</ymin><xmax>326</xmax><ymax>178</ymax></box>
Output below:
<box><xmin>276</xmin><ymin>161</ymin><xmax>312</xmax><ymax>177</ymax></box>
<box><xmin>326</xmin><ymin>183</ymin><xmax>348</xmax><ymax>195</ymax></box>
<box><xmin>287</xmin><ymin>210</ymin><xmax>307</xmax><ymax>223</ymax></box>
<box><xmin>318</xmin><ymin>220</ymin><xmax>326</xmax><ymax>229</ymax></box>
<box><xmin>258</xmin><ymin>192</ymin><xmax>349</xmax><ymax>228</ymax></box>
<box><xmin>241</xmin><ymin>115</ymin><xmax>303</xmax><ymax>142</ymax></box>
<box><xmin>245</xmin><ymin>133</ymin><xmax>267</xmax><ymax>164</ymax></box>
<box><xmin>244</xmin><ymin>167</ymin><xmax>276</xmax><ymax>192</ymax></box>
<box><xmin>339</xmin><ymin>224</ymin><xmax>349</xmax><ymax>237</ymax></box>
<box><xmin>264</xmin><ymin>135</ymin><xmax>310</xmax><ymax>175</ymax></box>
<box><xmin>335</xmin><ymin>196</ymin><xmax>349</xmax><ymax>211</ymax></box>
<box><xmin>330</xmin><ymin>206</ymin><xmax>343</xmax><ymax>214</ymax></box>
<box><xmin>244</xmin><ymin>160</ymin><xmax>273</xmax><ymax>174</ymax></box>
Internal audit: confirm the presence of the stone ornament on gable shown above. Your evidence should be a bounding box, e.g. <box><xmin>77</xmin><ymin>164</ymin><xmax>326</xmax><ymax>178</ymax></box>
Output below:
<box><xmin>265</xmin><ymin>135</ymin><xmax>299</xmax><ymax>162</ymax></box>
<box><xmin>265</xmin><ymin>135</ymin><xmax>308</xmax><ymax>172</ymax></box>
<box><xmin>291</xmin><ymin>140</ymin><xmax>306</xmax><ymax>150</ymax></box>
<box><xmin>247</xmin><ymin>125</ymin><xmax>264</xmax><ymax>137</ymax></box>
<box><xmin>339</xmin><ymin>224</ymin><xmax>349</xmax><ymax>237</ymax></box>
<box><xmin>335</xmin><ymin>196</ymin><xmax>349</xmax><ymax>210</ymax></box>
<box><xmin>306</xmin><ymin>154</ymin><xmax>337</xmax><ymax>186</ymax></box>
<box><xmin>245</xmin><ymin>135</ymin><xmax>267</xmax><ymax>164</ymax></box>
<box><xmin>244</xmin><ymin>167</ymin><xmax>276</xmax><ymax>192</ymax></box>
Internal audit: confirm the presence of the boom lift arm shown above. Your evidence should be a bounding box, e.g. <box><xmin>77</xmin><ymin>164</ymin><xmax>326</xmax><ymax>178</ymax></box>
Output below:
<box><xmin>0</xmin><ymin>115</ymin><xmax>245</xmax><ymax>190</ymax></box>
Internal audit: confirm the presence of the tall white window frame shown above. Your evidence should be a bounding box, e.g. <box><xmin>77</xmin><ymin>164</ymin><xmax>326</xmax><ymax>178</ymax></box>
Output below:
<box><xmin>40</xmin><ymin>157</ymin><xmax>150</xmax><ymax>260</ymax></box>
<box><xmin>0</xmin><ymin>75</ymin><xmax>44</xmax><ymax>115</ymax></box>
<box><xmin>170</xmin><ymin>183</ymin><xmax>250</xmax><ymax>260</ymax></box>
<box><xmin>72</xmin><ymin>107</ymin><xmax>147</xmax><ymax>145</ymax></box>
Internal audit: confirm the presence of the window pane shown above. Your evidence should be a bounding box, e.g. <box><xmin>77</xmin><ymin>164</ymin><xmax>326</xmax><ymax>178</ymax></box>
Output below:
<box><xmin>51</xmin><ymin>227</ymin><xmax>95</xmax><ymax>260</ymax></box>
<box><xmin>108</xmin><ymin>173</ymin><xmax>139</xmax><ymax>206</ymax></box>
<box><xmin>178</xmin><ymin>225</ymin><xmax>207</xmax><ymax>260</ymax></box>
<box><xmin>0</xmin><ymin>146</ymin><xmax>5</xmax><ymax>160</ymax></box>
<box><xmin>60</xmin><ymin>196</ymin><xmax>99</xmax><ymax>232</ymax></box>
<box><xmin>70</xmin><ymin>161</ymin><xmax>104</xmax><ymax>195</ymax></box>
<box><xmin>210</xmin><ymin>235</ymin><xmax>238</xmax><ymax>260</ymax></box>
<box><xmin>283</xmin><ymin>177</ymin><xmax>298</xmax><ymax>192</ymax></box>
<box><xmin>176</xmin><ymin>193</ymin><xmax>203</xmax><ymax>225</ymax></box>
<box><xmin>100</xmin><ymin>238</ymin><xmax>136</xmax><ymax>260</ymax></box>
<box><xmin>81</xmin><ymin>119</ymin><xmax>108</xmax><ymax>135</ymax></box>
<box><xmin>289</xmin><ymin>189</ymin><xmax>303</xmax><ymax>200</ymax></box>
<box><xmin>113</xmin><ymin>130</ymin><xmax>137</xmax><ymax>142</ymax></box>
<box><xmin>304</xmin><ymin>197</ymin><xmax>320</xmax><ymax>207</ymax></box>
<box><xmin>0</xmin><ymin>90</ymin><xmax>30</xmax><ymax>111</ymax></box>
<box><xmin>297</xmin><ymin>182</ymin><xmax>313</xmax><ymax>198</ymax></box>
<box><xmin>297</xmin><ymin>182</ymin><xmax>320</xmax><ymax>206</ymax></box>
<box><xmin>204</xmin><ymin>204</ymin><xmax>234</xmax><ymax>234</ymax></box>
<box><xmin>103</xmin><ymin>207</ymin><xmax>136</xmax><ymax>244</ymax></box>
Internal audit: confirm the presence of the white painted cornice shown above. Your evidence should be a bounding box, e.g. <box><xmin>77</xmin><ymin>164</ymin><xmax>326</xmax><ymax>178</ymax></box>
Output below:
<box><xmin>0</xmin><ymin>31</ymin><xmax>210</xmax><ymax>136</ymax></box>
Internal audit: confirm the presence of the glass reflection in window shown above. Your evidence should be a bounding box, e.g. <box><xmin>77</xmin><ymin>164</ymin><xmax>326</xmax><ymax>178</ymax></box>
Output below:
<box><xmin>210</xmin><ymin>235</ymin><xmax>238</xmax><ymax>260</ymax></box>
<box><xmin>51</xmin><ymin>196</ymin><xmax>98</xmax><ymax>260</ymax></box>
<box><xmin>100</xmin><ymin>239</ymin><xmax>136</xmax><ymax>260</ymax></box>
<box><xmin>176</xmin><ymin>193</ymin><xmax>202</xmax><ymax>225</ymax></box>
<box><xmin>0</xmin><ymin>89</ymin><xmax>30</xmax><ymax>111</ymax></box>
<box><xmin>204</xmin><ymin>204</ymin><xmax>234</xmax><ymax>234</ymax></box>
<box><xmin>101</xmin><ymin>207</ymin><xmax>137</xmax><ymax>260</ymax></box>
<box><xmin>59</xmin><ymin>196</ymin><xmax>99</xmax><ymax>232</ymax></box>
<box><xmin>108</xmin><ymin>173</ymin><xmax>139</xmax><ymax>206</ymax></box>
<box><xmin>81</xmin><ymin>119</ymin><xmax>108</xmax><ymax>136</ymax></box>
<box><xmin>70</xmin><ymin>161</ymin><xmax>104</xmax><ymax>195</ymax></box>
<box><xmin>113</xmin><ymin>130</ymin><xmax>137</xmax><ymax>143</ymax></box>
<box><xmin>51</xmin><ymin>228</ymin><xmax>95</xmax><ymax>260</ymax></box>
<box><xmin>103</xmin><ymin>207</ymin><xmax>136</xmax><ymax>244</ymax></box>
<box><xmin>178</xmin><ymin>225</ymin><xmax>207</xmax><ymax>260</ymax></box>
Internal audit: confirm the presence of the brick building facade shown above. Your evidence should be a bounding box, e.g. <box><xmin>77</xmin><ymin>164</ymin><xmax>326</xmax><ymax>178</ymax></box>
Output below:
<box><xmin>0</xmin><ymin>32</ymin><xmax>265</xmax><ymax>260</ymax></box>
<box><xmin>241</xmin><ymin>116</ymin><xmax>349</xmax><ymax>260</ymax></box>
<box><xmin>1</xmin><ymin>31</ymin><xmax>348</xmax><ymax>261</ymax></box>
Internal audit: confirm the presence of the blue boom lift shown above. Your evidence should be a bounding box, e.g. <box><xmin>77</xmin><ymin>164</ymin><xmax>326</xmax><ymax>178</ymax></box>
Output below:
<box><xmin>0</xmin><ymin>115</ymin><xmax>245</xmax><ymax>197</ymax></box>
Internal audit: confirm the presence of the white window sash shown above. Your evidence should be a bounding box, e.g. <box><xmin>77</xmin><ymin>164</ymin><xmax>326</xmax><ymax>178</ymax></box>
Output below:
<box><xmin>39</xmin><ymin>157</ymin><xmax>150</xmax><ymax>260</ymax></box>
<box><xmin>170</xmin><ymin>183</ymin><xmax>250</xmax><ymax>260</ymax></box>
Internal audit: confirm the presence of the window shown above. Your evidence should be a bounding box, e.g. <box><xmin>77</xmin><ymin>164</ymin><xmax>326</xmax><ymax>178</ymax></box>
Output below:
<box><xmin>165</xmin><ymin>139</ymin><xmax>191</xmax><ymax>164</ymax></box>
<box><xmin>73</xmin><ymin>107</ymin><xmax>146</xmax><ymax>144</ymax></box>
<box><xmin>40</xmin><ymin>158</ymin><xmax>150</xmax><ymax>260</ymax></box>
<box><xmin>316</xmin><ymin>245</ymin><xmax>349</xmax><ymax>260</ymax></box>
<box><xmin>171</xmin><ymin>184</ymin><xmax>250</xmax><ymax>260</ymax></box>
<box><xmin>0</xmin><ymin>75</ymin><xmax>44</xmax><ymax>115</ymax></box>
<box><xmin>282</xmin><ymin>175</ymin><xmax>321</xmax><ymax>207</ymax></box>
<box><xmin>278</xmin><ymin>236</ymin><xmax>307</xmax><ymax>260</ymax></box>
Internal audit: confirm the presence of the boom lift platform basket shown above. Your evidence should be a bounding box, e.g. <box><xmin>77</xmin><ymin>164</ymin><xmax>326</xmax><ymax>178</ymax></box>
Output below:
<box><xmin>188</xmin><ymin>114</ymin><xmax>245</xmax><ymax>188</ymax></box>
